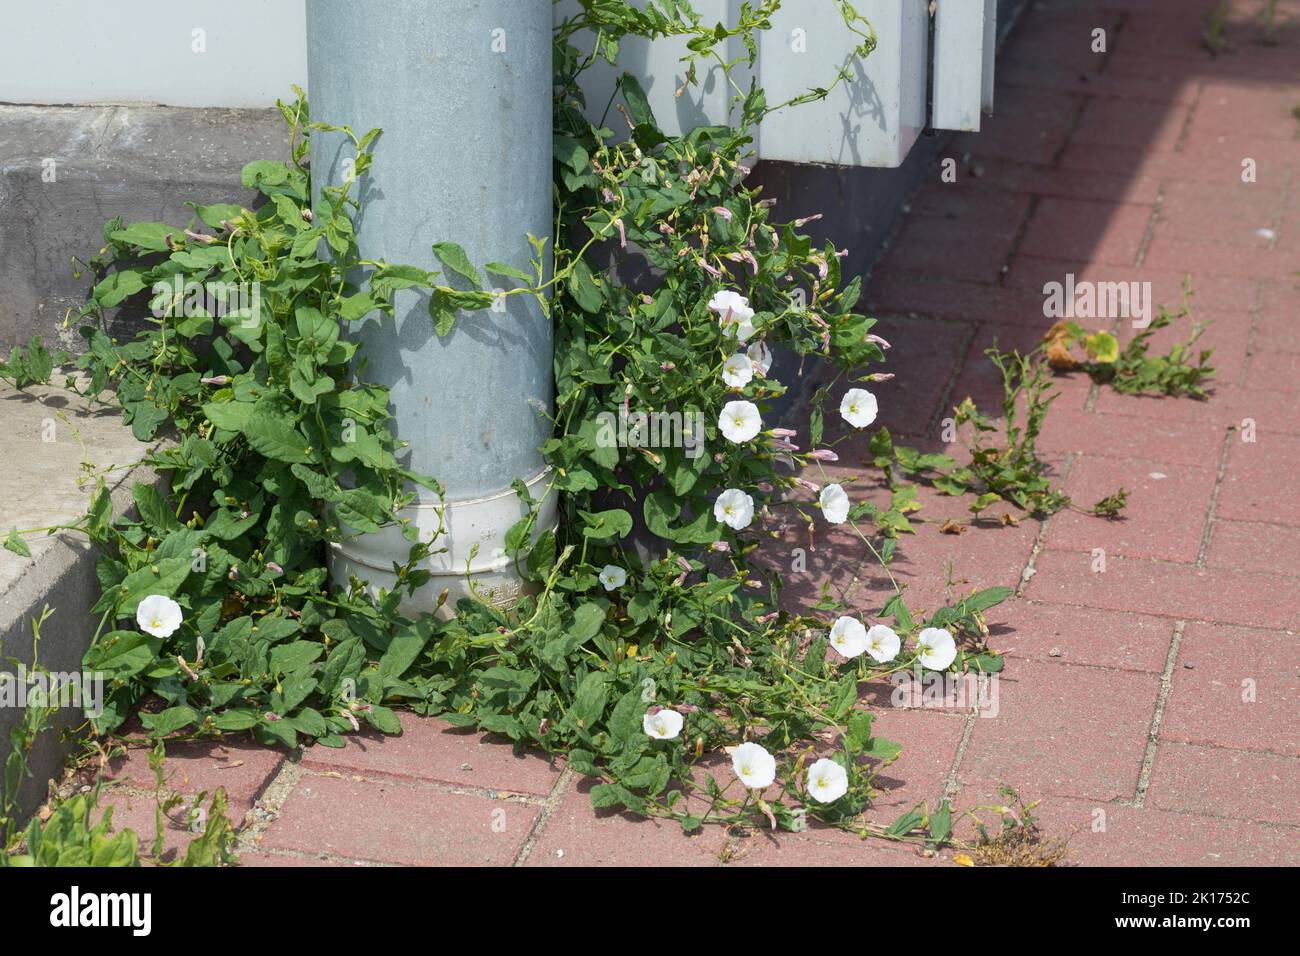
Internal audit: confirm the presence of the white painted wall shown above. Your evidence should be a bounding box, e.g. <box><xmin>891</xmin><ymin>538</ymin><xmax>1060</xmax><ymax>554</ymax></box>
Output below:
<box><xmin>0</xmin><ymin>0</ymin><xmax>307</xmax><ymax>107</ymax></box>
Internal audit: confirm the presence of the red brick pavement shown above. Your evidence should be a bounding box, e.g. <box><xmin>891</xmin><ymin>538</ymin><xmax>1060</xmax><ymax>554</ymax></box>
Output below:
<box><xmin>94</xmin><ymin>0</ymin><xmax>1298</xmax><ymax>866</ymax></box>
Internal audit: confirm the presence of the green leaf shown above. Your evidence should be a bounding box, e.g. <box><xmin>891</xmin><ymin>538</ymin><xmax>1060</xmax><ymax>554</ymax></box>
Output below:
<box><xmin>954</xmin><ymin>586</ymin><xmax>1013</xmax><ymax>615</ymax></box>
<box><xmin>84</xmin><ymin>631</ymin><xmax>162</xmax><ymax>680</ymax></box>
<box><xmin>886</xmin><ymin>807</ymin><xmax>925</xmax><ymax>837</ymax></box>
<box><xmin>578</xmin><ymin>508</ymin><xmax>632</xmax><ymax>542</ymax></box>
<box><xmin>113</xmin><ymin>556</ymin><xmax>192</xmax><ymax>616</ymax></box>
<box><xmin>212</xmin><ymin>709</ymin><xmax>260</xmax><ymax>731</ymax></box>
<box><xmin>590</xmin><ymin>782</ymin><xmax>643</xmax><ymax>813</ymax></box>
<box><xmin>3</xmin><ymin>527</ymin><xmax>30</xmax><ymax>558</ymax></box>
<box><xmin>484</xmin><ymin>261</ymin><xmax>532</xmax><ymax>283</ymax></box>
<box><xmin>140</xmin><ymin>705</ymin><xmax>197</xmax><ymax>737</ymax></box>
<box><xmin>567</xmin><ymin>258</ymin><xmax>603</xmax><ymax>313</ymax></box>
<box><xmin>571</xmin><ymin>671</ymin><xmax>608</xmax><ymax>729</ymax></box>
<box><xmin>269</xmin><ymin>640</ymin><xmax>324</xmax><ymax>674</ymax></box>
<box><xmin>244</xmin><ymin>411</ymin><xmax>314</xmax><ymax>463</ymax></box>
<box><xmin>364</xmin><ymin>704</ymin><xmax>402</xmax><ymax>734</ymax></box>
<box><xmin>202</xmin><ymin>400</ymin><xmax>254</xmax><ymax>434</ymax></box>
<box><xmin>288</xmin><ymin>707</ymin><xmax>329</xmax><ymax>737</ymax></box>
<box><xmin>862</xmin><ymin>735</ymin><xmax>902</xmax><ymax>762</ymax></box>
<box><xmin>108</xmin><ymin>221</ymin><xmax>176</xmax><ymax>252</ymax></box>
<box><xmin>620</xmin><ymin>73</ymin><xmax>657</xmax><ymax>128</ymax></box>
<box><xmin>929</xmin><ymin>800</ymin><xmax>953</xmax><ymax>845</ymax></box>
<box><xmin>431</xmin><ymin>242</ymin><xmax>482</xmax><ymax>288</ymax></box>
<box><xmin>91</xmin><ymin>829</ymin><xmax>139</xmax><ymax>867</ymax></box>
<box><xmin>241</xmin><ymin>160</ymin><xmax>290</xmax><ymax>191</ymax></box>
<box><xmin>378</xmin><ymin>624</ymin><xmax>430</xmax><ymax>681</ymax></box>
<box><xmin>569</xmin><ymin>603</ymin><xmax>606</xmax><ymax>643</ymax></box>
<box><xmin>93</xmin><ymin>270</ymin><xmax>147</xmax><ymax>308</ymax></box>
<box><xmin>133</xmin><ymin>483</ymin><xmax>181</xmax><ymax>534</ymax></box>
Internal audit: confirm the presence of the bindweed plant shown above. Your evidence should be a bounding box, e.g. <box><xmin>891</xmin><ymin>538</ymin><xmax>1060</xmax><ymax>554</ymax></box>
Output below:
<box><xmin>1</xmin><ymin>610</ymin><xmax>235</xmax><ymax>866</ymax></box>
<box><xmin>4</xmin><ymin>1</ymin><xmax>1046</xmax><ymax>854</ymax></box>
<box><xmin>1042</xmin><ymin>286</ymin><xmax>1215</xmax><ymax>399</ymax></box>
<box><xmin>863</xmin><ymin>349</ymin><xmax>1127</xmax><ymax>523</ymax></box>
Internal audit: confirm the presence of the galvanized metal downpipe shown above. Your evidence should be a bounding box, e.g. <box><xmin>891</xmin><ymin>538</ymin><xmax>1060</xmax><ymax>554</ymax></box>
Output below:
<box><xmin>307</xmin><ymin>0</ymin><xmax>555</xmax><ymax>613</ymax></box>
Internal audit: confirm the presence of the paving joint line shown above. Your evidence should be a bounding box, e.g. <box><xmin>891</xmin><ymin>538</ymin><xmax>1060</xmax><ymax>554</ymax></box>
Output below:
<box><xmin>1236</xmin><ymin>281</ymin><xmax>1266</xmax><ymax>389</ymax></box>
<box><xmin>1157</xmin><ymin>737</ymin><xmax>1300</xmax><ymax>760</ymax></box>
<box><xmin>1133</xmin><ymin>177</ymin><xmax>1167</xmax><ymax>267</ymax></box>
<box><xmin>297</xmin><ymin>765</ymin><xmax>552</xmax><ymax>806</ymax></box>
<box><xmin>511</xmin><ymin>766</ymin><xmax>578</xmax><ymax>866</ymax></box>
<box><xmin>1172</xmin><ymin>81</ymin><xmax>1205</xmax><ymax>154</ymax></box>
<box><xmin>237</xmin><ymin>847</ymin><xmax>392</xmax><ymax>867</ymax></box>
<box><xmin>1082</xmin><ymin>378</ymin><xmax>1102</xmax><ymax>413</ymax></box>
<box><xmin>1121</xmin><ymin>803</ymin><xmax>1300</xmax><ymax>832</ymax></box>
<box><xmin>925</xmin><ymin>320</ymin><xmax>982</xmax><ymax>439</ymax></box>
<box><xmin>1265</xmin><ymin>164</ymin><xmax>1293</xmax><ymax>251</ymax></box>
<box><xmin>234</xmin><ymin>754</ymin><xmax>304</xmax><ymax>854</ymax></box>
<box><xmin>1047</xmin><ymin>90</ymin><xmax>1092</xmax><ymax>169</ymax></box>
<box><xmin>1014</xmin><ymin>453</ymin><xmax>1074</xmax><ymax>598</ymax></box>
<box><xmin>997</xmin><ymin>652</ymin><xmax>1166</xmax><ymax>678</ymax></box>
<box><xmin>940</xmin><ymin>712</ymin><xmax>979</xmax><ymax>803</ymax></box>
<box><xmin>1126</xmin><ymin>619</ymin><xmax>1185</xmax><ymax>809</ymax></box>
<box><xmin>1195</xmin><ymin>426</ymin><xmax>1235</xmax><ymax>567</ymax></box>
<box><xmin>996</xmin><ymin>193</ymin><xmax>1041</xmax><ymax>287</ymax></box>
<box><xmin>1014</xmin><ymin>592</ymin><xmax>1298</xmax><ymax>633</ymax></box>
<box><xmin>1094</xmin><ymin>10</ymin><xmax>1128</xmax><ymax>75</ymax></box>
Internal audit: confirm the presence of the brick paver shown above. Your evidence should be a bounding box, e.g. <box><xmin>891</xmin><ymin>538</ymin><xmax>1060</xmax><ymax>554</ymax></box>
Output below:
<box><xmin>988</xmin><ymin>601</ymin><xmax>1173</xmax><ymax>673</ymax></box>
<box><xmin>95</xmin><ymin>738</ymin><xmax>287</xmax><ymax>825</ymax></box>
<box><xmin>1160</xmin><ymin>623</ymin><xmax>1300</xmax><ymax>756</ymax></box>
<box><xmin>957</xmin><ymin>659</ymin><xmax>1161</xmax><ymax>803</ymax></box>
<box><xmin>297</xmin><ymin>709</ymin><xmax>563</xmax><ymax>797</ymax></box>
<box><xmin>1146</xmin><ymin>743</ymin><xmax>1298</xmax><ymax>827</ymax></box>
<box><xmin>258</xmin><ymin>775</ymin><xmax>538</xmax><ymax>866</ymax></box>
<box><xmin>101</xmin><ymin>0</ymin><xmax>1300</xmax><ymax>865</ymax></box>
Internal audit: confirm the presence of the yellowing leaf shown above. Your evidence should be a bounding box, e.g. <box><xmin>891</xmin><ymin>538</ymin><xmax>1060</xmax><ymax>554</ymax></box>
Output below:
<box><xmin>1084</xmin><ymin>330</ymin><xmax>1120</xmax><ymax>364</ymax></box>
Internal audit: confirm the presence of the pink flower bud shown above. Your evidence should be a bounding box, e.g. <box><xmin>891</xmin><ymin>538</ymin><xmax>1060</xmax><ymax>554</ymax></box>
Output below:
<box><xmin>807</xmin><ymin>448</ymin><xmax>839</xmax><ymax>461</ymax></box>
<box><xmin>713</xmin><ymin>206</ymin><xmax>733</xmax><ymax>221</ymax></box>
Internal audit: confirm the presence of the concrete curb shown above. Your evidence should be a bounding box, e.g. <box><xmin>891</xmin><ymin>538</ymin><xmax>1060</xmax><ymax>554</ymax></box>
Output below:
<box><xmin>0</xmin><ymin>381</ymin><xmax>161</xmax><ymax>821</ymax></box>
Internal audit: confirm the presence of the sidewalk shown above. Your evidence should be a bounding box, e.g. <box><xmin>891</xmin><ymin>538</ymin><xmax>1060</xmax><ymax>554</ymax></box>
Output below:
<box><xmin>92</xmin><ymin>0</ymin><xmax>1299</xmax><ymax>866</ymax></box>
